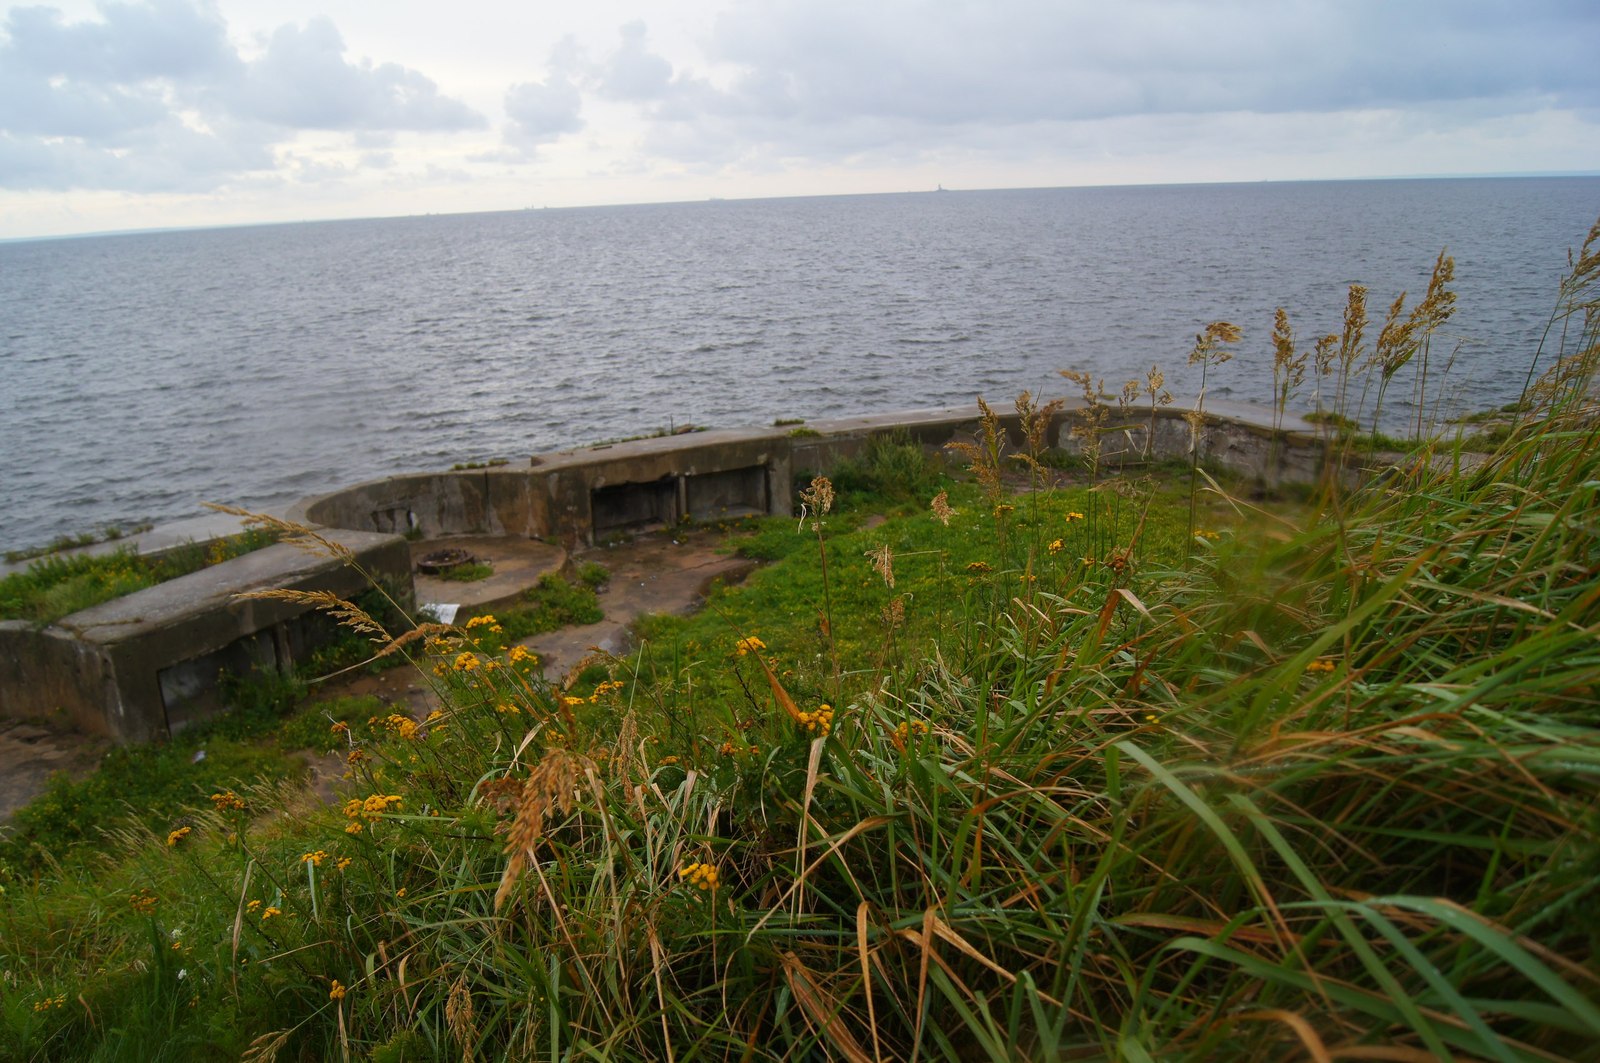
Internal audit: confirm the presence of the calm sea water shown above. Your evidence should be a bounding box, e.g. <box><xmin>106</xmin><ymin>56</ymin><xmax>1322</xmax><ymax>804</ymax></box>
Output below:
<box><xmin>1</xmin><ymin>177</ymin><xmax>1596</xmax><ymax>552</ymax></box>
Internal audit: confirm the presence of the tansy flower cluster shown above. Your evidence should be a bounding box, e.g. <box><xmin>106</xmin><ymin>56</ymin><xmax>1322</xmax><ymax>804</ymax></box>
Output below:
<box><xmin>209</xmin><ymin>790</ymin><xmax>246</xmax><ymax>811</ymax></box>
<box><xmin>465</xmin><ymin>614</ymin><xmax>503</xmax><ymax>634</ymax></box>
<box><xmin>343</xmin><ymin>793</ymin><xmax>402</xmax><ymax>832</ymax></box>
<box><xmin>795</xmin><ymin>704</ymin><xmax>835</xmax><ymax>737</ymax></box>
<box><xmin>301</xmin><ymin>850</ymin><xmax>329</xmax><ymax>866</ymax></box>
<box><xmin>32</xmin><ymin>995</ymin><xmax>67</xmax><ymax>1012</ymax></box>
<box><xmin>891</xmin><ymin>719</ymin><xmax>930</xmax><ymax>752</ymax></box>
<box><xmin>166</xmin><ymin>826</ymin><xmax>192</xmax><ymax>847</ymax></box>
<box><xmin>382</xmin><ymin>713</ymin><xmax>418</xmax><ymax>740</ymax></box>
<box><xmin>679</xmin><ymin>862</ymin><xmax>719</xmax><ymax>891</ymax></box>
<box><xmin>1064</xmin><ymin>511</ymin><xmax>1085</xmax><ymax>523</ymax></box>
<box><xmin>734</xmin><ymin>635</ymin><xmax>766</xmax><ymax>656</ymax></box>
<box><xmin>508</xmin><ymin>645</ymin><xmax>539</xmax><ymax>669</ymax></box>
<box><xmin>1048</xmin><ymin>539</ymin><xmax>1065</xmax><ymax>554</ymax></box>
<box><xmin>129</xmin><ymin>888</ymin><xmax>158</xmax><ymax>915</ymax></box>
<box><xmin>1306</xmin><ymin>658</ymin><xmax>1337</xmax><ymax>674</ymax></box>
<box><xmin>329</xmin><ymin>980</ymin><xmax>347</xmax><ymax>1001</ymax></box>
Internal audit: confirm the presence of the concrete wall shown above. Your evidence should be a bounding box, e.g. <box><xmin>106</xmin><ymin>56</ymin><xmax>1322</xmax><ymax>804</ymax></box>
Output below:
<box><xmin>4</xmin><ymin>398</ymin><xmax>1369</xmax><ymax>744</ymax></box>
<box><xmin>0</xmin><ymin>531</ymin><xmax>410</xmax><ymax>743</ymax></box>
<box><xmin>294</xmin><ymin>428</ymin><xmax>794</xmax><ymax>547</ymax></box>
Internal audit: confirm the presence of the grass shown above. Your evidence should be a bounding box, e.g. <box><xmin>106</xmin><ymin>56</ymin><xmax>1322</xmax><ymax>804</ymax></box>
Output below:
<box><xmin>0</xmin><ymin>529</ymin><xmax>280</xmax><ymax>625</ymax></box>
<box><xmin>2</xmin><ymin>222</ymin><xmax>1598</xmax><ymax>1060</ymax></box>
<box><xmin>435</xmin><ymin>561</ymin><xmax>493</xmax><ymax>583</ymax></box>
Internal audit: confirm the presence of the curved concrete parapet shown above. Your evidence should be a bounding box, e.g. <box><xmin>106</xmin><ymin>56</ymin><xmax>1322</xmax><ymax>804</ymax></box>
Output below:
<box><xmin>4</xmin><ymin>398</ymin><xmax>1388</xmax><ymax>744</ymax></box>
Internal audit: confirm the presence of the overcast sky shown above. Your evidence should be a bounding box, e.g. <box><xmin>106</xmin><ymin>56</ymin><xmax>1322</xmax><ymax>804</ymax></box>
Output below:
<box><xmin>1</xmin><ymin>0</ymin><xmax>1596</xmax><ymax>239</ymax></box>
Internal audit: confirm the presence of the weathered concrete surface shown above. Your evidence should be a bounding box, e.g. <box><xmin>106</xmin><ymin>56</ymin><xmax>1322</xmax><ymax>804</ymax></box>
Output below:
<box><xmin>0</xmin><ymin>507</ymin><xmax>287</xmax><ymax>580</ymax></box>
<box><xmin>3</xmin><ymin>398</ymin><xmax>1379</xmax><ymax>749</ymax></box>
<box><xmin>0</xmin><ymin>720</ymin><xmax>108</xmax><ymax>826</ymax></box>
<box><xmin>294</xmin><ymin>428</ymin><xmax>793</xmax><ymax>548</ymax></box>
<box><xmin>524</xmin><ymin>526</ymin><xmax>759</xmax><ymax>680</ymax></box>
<box><xmin>0</xmin><ymin>531</ymin><xmax>410</xmax><ymax>743</ymax></box>
<box><xmin>410</xmin><ymin>535</ymin><xmax>566</xmax><ymax>622</ymax></box>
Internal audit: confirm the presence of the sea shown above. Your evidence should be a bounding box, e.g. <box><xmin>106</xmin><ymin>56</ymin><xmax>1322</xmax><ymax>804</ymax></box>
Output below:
<box><xmin>1</xmin><ymin>177</ymin><xmax>1596</xmax><ymax>554</ymax></box>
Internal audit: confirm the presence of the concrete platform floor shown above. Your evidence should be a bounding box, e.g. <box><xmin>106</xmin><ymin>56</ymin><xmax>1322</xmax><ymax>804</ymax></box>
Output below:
<box><xmin>410</xmin><ymin>535</ymin><xmax>567</xmax><ymax>620</ymax></box>
<box><xmin>1</xmin><ymin>525</ymin><xmax>759</xmax><ymax>824</ymax></box>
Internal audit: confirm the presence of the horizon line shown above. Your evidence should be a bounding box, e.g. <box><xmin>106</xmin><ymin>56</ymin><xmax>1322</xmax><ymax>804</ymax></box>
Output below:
<box><xmin>4</xmin><ymin>169</ymin><xmax>1597</xmax><ymax>246</ymax></box>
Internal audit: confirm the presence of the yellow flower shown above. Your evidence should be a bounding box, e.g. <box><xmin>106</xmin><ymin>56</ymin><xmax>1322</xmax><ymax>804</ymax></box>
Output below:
<box><xmin>261</xmin><ymin>906</ymin><xmax>281</xmax><ymax>921</ymax></box>
<box><xmin>384</xmin><ymin>714</ymin><xmax>418</xmax><ymax>740</ymax></box>
<box><xmin>678</xmin><ymin>862</ymin><xmax>720</xmax><ymax>891</ymax></box>
<box><xmin>794</xmin><ymin>704</ymin><xmax>835</xmax><ymax>737</ymax></box>
<box><xmin>1047</xmin><ymin>539</ymin><xmax>1065</xmax><ymax>554</ymax></box>
<box><xmin>734</xmin><ymin>635</ymin><xmax>766</xmax><ymax>656</ymax></box>
<box><xmin>329</xmin><ymin>979</ymin><xmax>347</xmax><ymax>1001</ymax></box>
<box><xmin>891</xmin><ymin>719</ymin><xmax>931</xmax><ymax>752</ymax></box>
<box><xmin>395</xmin><ymin>888</ymin><xmax>407</xmax><ymax>898</ymax></box>
<box><xmin>453</xmin><ymin>652</ymin><xmax>481</xmax><ymax>672</ymax></box>
<box><xmin>166</xmin><ymin>826</ymin><xmax>192</xmax><ymax>847</ymax></box>
<box><xmin>209</xmin><ymin>790</ymin><xmax>246</xmax><ymax>811</ymax></box>
<box><xmin>465</xmin><ymin>614</ymin><xmax>498</xmax><ymax>629</ymax></box>
<box><xmin>246</xmin><ymin>899</ymin><xmax>262</xmax><ymax>913</ymax></box>
<box><xmin>1306</xmin><ymin>658</ymin><xmax>1337</xmax><ymax>674</ymax></box>
<box><xmin>965</xmin><ymin>560</ymin><xmax>991</xmax><ymax>573</ymax></box>
<box><xmin>659</xmin><ymin>755</ymin><xmax>680</xmax><ymax>766</ymax></box>
<box><xmin>336</xmin><ymin>857</ymin><xmax>352</xmax><ymax>871</ymax></box>
<box><xmin>1065</xmin><ymin>511</ymin><xmax>1085</xmax><ymax>523</ymax></box>
<box><xmin>301</xmin><ymin>850</ymin><xmax>327</xmax><ymax>866</ymax></box>
<box><xmin>508</xmin><ymin>645</ymin><xmax>540</xmax><ymax>668</ymax></box>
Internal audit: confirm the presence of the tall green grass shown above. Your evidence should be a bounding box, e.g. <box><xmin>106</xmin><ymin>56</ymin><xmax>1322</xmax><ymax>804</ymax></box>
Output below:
<box><xmin>3</xmin><ymin>223</ymin><xmax>1597</xmax><ymax>1060</ymax></box>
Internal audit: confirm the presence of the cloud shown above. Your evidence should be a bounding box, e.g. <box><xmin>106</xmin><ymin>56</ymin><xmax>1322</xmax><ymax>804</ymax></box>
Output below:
<box><xmin>228</xmin><ymin>18</ymin><xmax>484</xmax><ymax>132</ymax></box>
<box><xmin>502</xmin><ymin>77</ymin><xmax>584</xmax><ymax>151</ymax></box>
<box><xmin>598</xmin><ymin>20</ymin><xmax>673</xmax><ymax>102</ymax></box>
<box><xmin>0</xmin><ymin>0</ymin><xmax>484</xmax><ymax>192</ymax></box>
<box><xmin>601</xmin><ymin>0</ymin><xmax>1600</xmax><ymax>166</ymax></box>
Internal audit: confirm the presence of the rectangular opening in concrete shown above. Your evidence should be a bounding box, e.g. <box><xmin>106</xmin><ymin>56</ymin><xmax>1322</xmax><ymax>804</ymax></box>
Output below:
<box><xmin>158</xmin><ymin>628</ymin><xmax>280</xmax><ymax>733</ymax></box>
<box><xmin>685</xmin><ymin>465</ymin><xmax>767</xmax><ymax>521</ymax></box>
<box><xmin>591</xmin><ymin>477</ymin><xmax>679</xmax><ymax>534</ymax></box>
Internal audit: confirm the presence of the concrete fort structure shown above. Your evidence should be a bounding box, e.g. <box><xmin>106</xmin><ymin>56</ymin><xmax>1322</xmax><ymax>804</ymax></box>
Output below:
<box><xmin>1</xmin><ymin>399</ymin><xmax>1345</xmax><ymax>744</ymax></box>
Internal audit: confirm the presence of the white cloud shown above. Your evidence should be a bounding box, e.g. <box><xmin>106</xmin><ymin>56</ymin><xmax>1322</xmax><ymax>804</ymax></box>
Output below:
<box><xmin>0</xmin><ymin>0</ymin><xmax>1596</xmax><ymax>236</ymax></box>
<box><xmin>228</xmin><ymin>18</ymin><xmax>484</xmax><ymax>131</ymax></box>
<box><xmin>0</xmin><ymin>0</ymin><xmax>484</xmax><ymax>192</ymax></box>
<box><xmin>501</xmin><ymin>76</ymin><xmax>584</xmax><ymax>153</ymax></box>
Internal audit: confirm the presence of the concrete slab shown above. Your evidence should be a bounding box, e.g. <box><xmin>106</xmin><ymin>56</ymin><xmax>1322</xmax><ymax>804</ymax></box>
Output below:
<box><xmin>0</xmin><ymin>507</ymin><xmax>292</xmax><ymax>580</ymax></box>
<box><xmin>411</xmin><ymin>536</ymin><xmax>566</xmax><ymax>620</ymax></box>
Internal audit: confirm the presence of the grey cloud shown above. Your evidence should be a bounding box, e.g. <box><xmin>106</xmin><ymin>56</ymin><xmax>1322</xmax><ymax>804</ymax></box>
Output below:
<box><xmin>614</xmin><ymin>0</ymin><xmax>1600</xmax><ymax>162</ymax></box>
<box><xmin>598</xmin><ymin>20</ymin><xmax>673</xmax><ymax>101</ymax></box>
<box><xmin>501</xmin><ymin>75</ymin><xmax>584</xmax><ymax>154</ymax></box>
<box><xmin>0</xmin><ymin>1</ymin><xmax>484</xmax><ymax>192</ymax></box>
<box><xmin>228</xmin><ymin>18</ymin><xmax>485</xmax><ymax>132</ymax></box>
<box><xmin>707</xmin><ymin>0</ymin><xmax>1600</xmax><ymax>121</ymax></box>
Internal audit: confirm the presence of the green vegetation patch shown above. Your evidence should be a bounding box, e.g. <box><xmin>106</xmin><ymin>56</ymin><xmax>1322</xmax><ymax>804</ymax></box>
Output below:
<box><xmin>0</xmin><ymin>529</ymin><xmax>279</xmax><ymax>624</ymax></box>
<box><xmin>6</xmin><ymin>226</ymin><xmax>1600</xmax><ymax>1060</ymax></box>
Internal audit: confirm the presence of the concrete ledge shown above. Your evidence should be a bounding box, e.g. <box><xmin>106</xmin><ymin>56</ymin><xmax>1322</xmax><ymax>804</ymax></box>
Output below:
<box><xmin>4</xmin><ymin>398</ymin><xmax>1395</xmax><ymax>744</ymax></box>
<box><xmin>0</xmin><ymin>530</ymin><xmax>409</xmax><ymax>743</ymax></box>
